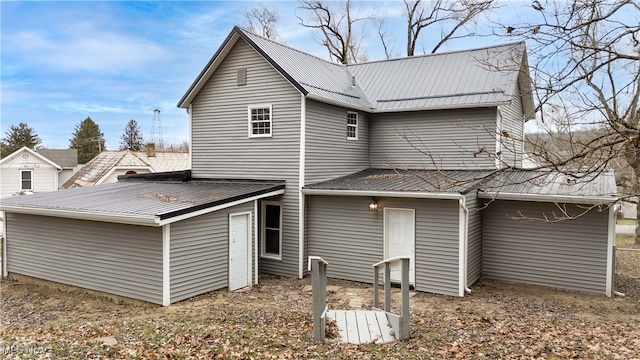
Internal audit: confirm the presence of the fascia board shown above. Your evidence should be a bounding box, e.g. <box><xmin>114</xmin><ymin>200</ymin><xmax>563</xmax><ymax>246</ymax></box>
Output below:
<box><xmin>478</xmin><ymin>191</ymin><xmax>619</xmax><ymax>205</ymax></box>
<box><xmin>0</xmin><ymin>205</ymin><xmax>159</xmax><ymax>226</ymax></box>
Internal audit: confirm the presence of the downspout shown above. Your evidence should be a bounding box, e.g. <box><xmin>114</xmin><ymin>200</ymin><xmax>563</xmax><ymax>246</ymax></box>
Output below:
<box><xmin>459</xmin><ymin>197</ymin><xmax>471</xmax><ymax>295</ymax></box>
<box><xmin>254</xmin><ymin>199</ymin><xmax>259</xmax><ymax>285</ymax></box>
<box><xmin>298</xmin><ymin>94</ymin><xmax>306</xmax><ymax>279</ymax></box>
<box><xmin>188</xmin><ymin>104</ymin><xmax>193</xmax><ymax>170</ymax></box>
<box><xmin>2</xmin><ymin>211</ymin><xmax>7</xmax><ymax>278</ymax></box>
<box><xmin>606</xmin><ymin>202</ymin><xmax>622</xmax><ymax>297</ymax></box>
<box><xmin>162</xmin><ymin>224</ymin><xmax>171</xmax><ymax>306</ymax></box>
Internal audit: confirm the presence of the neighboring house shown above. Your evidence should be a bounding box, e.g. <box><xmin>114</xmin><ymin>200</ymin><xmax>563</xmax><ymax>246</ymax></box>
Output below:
<box><xmin>0</xmin><ymin>147</ymin><xmax>78</xmax><ymax>198</ymax></box>
<box><xmin>0</xmin><ymin>27</ymin><xmax>619</xmax><ymax>305</ymax></box>
<box><xmin>61</xmin><ymin>148</ymin><xmax>190</xmax><ymax>189</ymax></box>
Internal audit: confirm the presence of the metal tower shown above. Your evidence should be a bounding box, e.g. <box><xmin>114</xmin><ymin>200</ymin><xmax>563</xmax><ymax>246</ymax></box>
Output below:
<box><xmin>150</xmin><ymin>108</ymin><xmax>164</xmax><ymax>151</ymax></box>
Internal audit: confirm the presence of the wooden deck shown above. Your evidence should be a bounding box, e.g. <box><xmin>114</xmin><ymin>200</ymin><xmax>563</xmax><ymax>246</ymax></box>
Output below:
<box><xmin>326</xmin><ymin>310</ymin><xmax>395</xmax><ymax>344</ymax></box>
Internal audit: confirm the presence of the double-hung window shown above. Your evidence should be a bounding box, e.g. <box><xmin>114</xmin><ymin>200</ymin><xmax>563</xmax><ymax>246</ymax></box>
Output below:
<box><xmin>347</xmin><ymin>111</ymin><xmax>358</xmax><ymax>140</ymax></box>
<box><xmin>20</xmin><ymin>169</ymin><xmax>33</xmax><ymax>191</ymax></box>
<box><xmin>249</xmin><ymin>105</ymin><xmax>272</xmax><ymax>138</ymax></box>
<box><xmin>261</xmin><ymin>201</ymin><xmax>282</xmax><ymax>259</ymax></box>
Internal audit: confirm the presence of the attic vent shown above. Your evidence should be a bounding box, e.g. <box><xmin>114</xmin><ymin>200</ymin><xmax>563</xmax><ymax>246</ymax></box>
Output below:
<box><xmin>237</xmin><ymin>69</ymin><xmax>247</xmax><ymax>86</ymax></box>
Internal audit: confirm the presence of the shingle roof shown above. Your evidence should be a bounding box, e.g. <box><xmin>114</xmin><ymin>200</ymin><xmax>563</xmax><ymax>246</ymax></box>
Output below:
<box><xmin>1</xmin><ymin>178</ymin><xmax>285</xmax><ymax>226</ymax></box>
<box><xmin>62</xmin><ymin>151</ymin><xmax>189</xmax><ymax>189</ymax></box>
<box><xmin>179</xmin><ymin>26</ymin><xmax>534</xmax><ymax>116</ymax></box>
<box><xmin>36</xmin><ymin>149</ymin><xmax>78</xmax><ymax>168</ymax></box>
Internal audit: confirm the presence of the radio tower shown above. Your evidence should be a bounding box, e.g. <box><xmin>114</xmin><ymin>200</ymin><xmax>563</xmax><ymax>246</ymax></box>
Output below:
<box><xmin>150</xmin><ymin>108</ymin><xmax>164</xmax><ymax>151</ymax></box>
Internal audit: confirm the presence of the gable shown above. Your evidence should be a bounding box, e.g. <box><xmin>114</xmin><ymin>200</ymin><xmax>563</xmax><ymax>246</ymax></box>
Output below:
<box><xmin>0</xmin><ymin>147</ymin><xmax>61</xmax><ymax>170</ymax></box>
<box><xmin>180</xmin><ymin>27</ymin><xmax>534</xmax><ymax>117</ymax></box>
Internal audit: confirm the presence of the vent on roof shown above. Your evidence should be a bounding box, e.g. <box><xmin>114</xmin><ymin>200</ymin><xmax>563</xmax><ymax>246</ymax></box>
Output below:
<box><xmin>237</xmin><ymin>69</ymin><xmax>247</xmax><ymax>86</ymax></box>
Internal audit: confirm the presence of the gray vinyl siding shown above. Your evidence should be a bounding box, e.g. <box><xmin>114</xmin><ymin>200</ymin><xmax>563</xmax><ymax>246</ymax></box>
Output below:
<box><xmin>482</xmin><ymin>200</ymin><xmax>608</xmax><ymax>294</ymax></box>
<box><xmin>498</xmin><ymin>81</ymin><xmax>525</xmax><ymax>167</ymax></box>
<box><xmin>369</xmin><ymin>108</ymin><xmax>497</xmax><ymax>170</ymax></box>
<box><xmin>5</xmin><ymin>213</ymin><xmax>163</xmax><ymax>304</ymax></box>
<box><xmin>305</xmin><ymin>99</ymin><xmax>370</xmax><ymax>183</ymax></box>
<box><xmin>190</xmin><ymin>38</ymin><xmax>301</xmax><ymax>277</ymax></box>
<box><xmin>170</xmin><ymin>202</ymin><xmax>254</xmax><ymax>303</ymax></box>
<box><xmin>465</xmin><ymin>191</ymin><xmax>482</xmax><ymax>286</ymax></box>
<box><xmin>307</xmin><ymin>196</ymin><xmax>460</xmax><ymax>296</ymax></box>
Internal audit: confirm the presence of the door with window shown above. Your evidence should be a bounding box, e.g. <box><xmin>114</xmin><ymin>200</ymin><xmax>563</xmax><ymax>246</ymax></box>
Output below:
<box><xmin>384</xmin><ymin>208</ymin><xmax>416</xmax><ymax>284</ymax></box>
<box><xmin>261</xmin><ymin>201</ymin><xmax>282</xmax><ymax>260</ymax></box>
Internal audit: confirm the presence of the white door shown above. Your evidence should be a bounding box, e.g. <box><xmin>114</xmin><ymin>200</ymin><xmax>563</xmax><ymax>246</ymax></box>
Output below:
<box><xmin>384</xmin><ymin>208</ymin><xmax>415</xmax><ymax>284</ymax></box>
<box><xmin>229</xmin><ymin>213</ymin><xmax>251</xmax><ymax>291</ymax></box>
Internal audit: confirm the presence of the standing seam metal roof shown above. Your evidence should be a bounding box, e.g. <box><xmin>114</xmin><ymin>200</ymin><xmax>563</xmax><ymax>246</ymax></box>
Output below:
<box><xmin>179</xmin><ymin>26</ymin><xmax>531</xmax><ymax>114</ymax></box>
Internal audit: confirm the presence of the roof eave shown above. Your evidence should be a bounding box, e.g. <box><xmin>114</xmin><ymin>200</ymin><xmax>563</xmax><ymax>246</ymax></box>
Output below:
<box><xmin>305</xmin><ymin>93</ymin><xmax>374</xmax><ymax>112</ymax></box>
<box><xmin>371</xmin><ymin>101</ymin><xmax>507</xmax><ymax>113</ymax></box>
<box><xmin>0</xmin><ymin>205</ymin><xmax>160</xmax><ymax>227</ymax></box>
<box><xmin>301</xmin><ymin>188</ymin><xmax>464</xmax><ymax>200</ymax></box>
<box><xmin>478</xmin><ymin>191</ymin><xmax>619</xmax><ymax>205</ymax></box>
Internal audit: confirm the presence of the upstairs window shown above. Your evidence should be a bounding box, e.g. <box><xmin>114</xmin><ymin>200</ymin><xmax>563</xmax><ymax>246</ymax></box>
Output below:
<box><xmin>347</xmin><ymin>111</ymin><xmax>358</xmax><ymax>140</ymax></box>
<box><xmin>261</xmin><ymin>202</ymin><xmax>282</xmax><ymax>260</ymax></box>
<box><xmin>20</xmin><ymin>169</ymin><xmax>33</xmax><ymax>190</ymax></box>
<box><xmin>249</xmin><ymin>105</ymin><xmax>272</xmax><ymax>138</ymax></box>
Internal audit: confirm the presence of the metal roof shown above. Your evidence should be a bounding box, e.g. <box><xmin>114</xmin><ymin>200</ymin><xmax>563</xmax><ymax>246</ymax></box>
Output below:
<box><xmin>1</xmin><ymin>179</ymin><xmax>285</xmax><ymax>226</ymax></box>
<box><xmin>348</xmin><ymin>43</ymin><xmax>523</xmax><ymax>112</ymax></box>
<box><xmin>478</xmin><ymin>169</ymin><xmax>618</xmax><ymax>204</ymax></box>
<box><xmin>179</xmin><ymin>27</ymin><xmax>533</xmax><ymax>114</ymax></box>
<box><xmin>303</xmin><ymin>168</ymin><xmax>488</xmax><ymax>194</ymax></box>
<box><xmin>304</xmin><ymin>168</ymin><xmax>618</xmax><ymax>204</ymax></box>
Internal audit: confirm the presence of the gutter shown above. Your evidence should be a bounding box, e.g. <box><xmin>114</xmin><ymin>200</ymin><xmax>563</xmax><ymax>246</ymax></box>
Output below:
<box><xmin>478</xmin><ymin>191</ymin><xmax>618</xmax><ymax>205</ymax></box>
<box><xmin>301</xmin><ymin>189</ymin><xmax>465</xmax><ymax>200</ymax></box>
<box><xmin>0</xmin><ymin>206</ymin><xmax>159</xmax><ymax>227</ymax></box>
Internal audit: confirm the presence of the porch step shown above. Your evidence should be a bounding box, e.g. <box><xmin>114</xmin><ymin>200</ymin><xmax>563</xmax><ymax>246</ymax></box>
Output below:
<box><xmin>326</xmin><ymin>310</ymin><xmax>395</xmax><ymax>344</ymax></box>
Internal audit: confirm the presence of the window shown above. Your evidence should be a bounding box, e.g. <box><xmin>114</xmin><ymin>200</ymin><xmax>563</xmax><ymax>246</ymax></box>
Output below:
<box><xmin>249</xmin><ymin>105</ymin><xmax>272</xmax><ymax>138</ymax></box>
<box><xmin>261</xmin><ymin>202</ymin><xmax>282</xmax><ymax>259</ymax></box>
<box><xmin>20</xmin><ymin>169</ymin><xmax>33</xmax><ymax>190</ymax></box>
<box><xmin>347</xmin><ymin>111</ymin><xmax>358</xmax><ymax>140</ymax></box>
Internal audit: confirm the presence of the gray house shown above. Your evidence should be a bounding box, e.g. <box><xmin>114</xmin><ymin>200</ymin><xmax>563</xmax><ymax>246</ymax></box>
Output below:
<box><xmin>0</xmin><ymin>27</ymin><xmax>618</xmax><ymax>305</ymax></box>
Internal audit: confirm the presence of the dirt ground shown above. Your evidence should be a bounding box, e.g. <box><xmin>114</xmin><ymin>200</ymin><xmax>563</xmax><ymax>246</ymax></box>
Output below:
<box><xmin>1</xmin><ymin>236</ymin><xmax>640</xmax><ymax>359</ymax></box>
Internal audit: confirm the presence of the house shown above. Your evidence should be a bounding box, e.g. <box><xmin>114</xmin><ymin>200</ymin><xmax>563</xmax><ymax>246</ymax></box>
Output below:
<box><xmin>61</xmin><ymin>147</ymin><xmax>190</xmax><ymax>189</ymax></box>
<box><xmin>0</xmin><ymin>146</ymin><xmax>78</xmax><ymax>198</ymax></box>
<box><xmin>0</xmin><ymin>27</ymin><xmax>618</xmax><ymax>305</ymax></box>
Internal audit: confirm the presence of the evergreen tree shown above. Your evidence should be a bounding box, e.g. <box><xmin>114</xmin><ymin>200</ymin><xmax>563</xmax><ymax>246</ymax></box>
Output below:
<box><xmin>0</xmin><ymin>122</ymin><xmax>42</xmax><ymax>158</ymax></box>
<box><xmin>69</xmin><ymin>117</ymin><xmax>105</xmax><ymax>164</ymax></box>
<box><xmin>119</xmin><ymin>119</ymin><xmax>144</xmax><ymax>151</ymax></box>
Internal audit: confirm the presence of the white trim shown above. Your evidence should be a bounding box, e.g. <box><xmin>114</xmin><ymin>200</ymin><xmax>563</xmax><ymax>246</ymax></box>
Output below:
<box><xmin>2</xmin><ymin>211</ymin><xmax>7</xmax><ymax>278</ymax></box>
<box><xmin>347</xmin><ymin>111</ymin><xmax>358</xmax><ymax>141</ymax></box>
<box><xmin>302</xmin><ymin>188</ymin><xmax>465</xmax><ymax>200</ymax></box>
<box><xmin>478</xmin><ymin>191</ymin><xmax>618</xmax><ymax>205</ymax></box>
<box><xmin>459</xmin><ymin>198</ymin><xmax>469</xmax><ymax>297</ymax></box>
<box><xmin>495</xmin><ymin>109</ymin><xmax>503</xmax><ymax>169</ymax></box>
<box><xmin>0</xmin><ymin>188</ymin><xmax>286</xmax><ymax>228</ymax></box>
<box><xmin>605</xmin><ymin>203</ymin><xmax>619</xmax><ymax>297</ymax></box>
<box><xmin>229</xmin><ymin>211</ymin><xmax>253</xmax><ymax>290</ymax></box>
<box><xmin>260</xmin><ymin>200</ymin><xmax>283</xmax><ymax>260</ymax></box>
<box><xmin>158</xmin><ymin>188</ymin><xmax>285</xmax><ymax>226</ymax></box>
<box><xmin>0</xmin><ymin>146</ymin><xmax>62</xmax><ymax>169</ymax></box>
<box><xmin>20</xmin><ymin>169</ymin><xmax>34</xmax><ymax>191</ymax></box>
<box><xmin>96</xmin><ymin>166</ymin><xmax>153</xmax><ymax>185</ymax></box>
<box><xmin>188</xmin><ymin>104</ymin><xmax>193</xmax><ymax>169</ymax></box>
<box><xmin>254</xmin><ymin>200</ymin><xmax>259</xmax><ymax>285</ymax></box>
<box><xmin>248</xmin><ymin>104</ymin><xmax>273</xmax><ymax>138</ymax></box>
<box><xmin>383</xmin><ymin>207</ymin><xmax>416</xmax><ymax>285</ymax></box>
<box><xmin>162</xmin><ymin>224</ymin><xmax>171</xmax><ymax>306</ymax></box>
<box><xmin>0</xmin><ymin>206</ymin><xmax>158</xmax><ymax>226</ymax></box>
<box><xmin>299</xmin><ymin>94</ymin><xmax>306</xmax><ymax>278</ymax></box>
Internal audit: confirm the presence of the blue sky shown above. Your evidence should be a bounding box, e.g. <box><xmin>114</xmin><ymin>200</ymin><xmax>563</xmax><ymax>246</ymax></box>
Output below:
<box><xmin>1</xmin><ymin>1</ymin><xmax>532</xmax><ymax>150</ymax></box>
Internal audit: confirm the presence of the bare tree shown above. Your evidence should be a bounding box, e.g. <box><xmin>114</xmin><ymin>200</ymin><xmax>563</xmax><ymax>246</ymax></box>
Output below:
<box><xmin>405</xmin><ymin>0</ymin><xmax>496</xmax><ymax>56</ymax></box>
<box><xmin>242</xmin><ymin>5</ymin><xmax>280</xmax><ymax>40</ymax></box>
<box><xmin>297</xmin><ymin>0</ymin><xmax>372</xmax><ymax>64</ymax></box>
<box><xmin>498</xmin><ymin>0</ymin><xmax>640</xmax><ymax>240</ymax></box>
